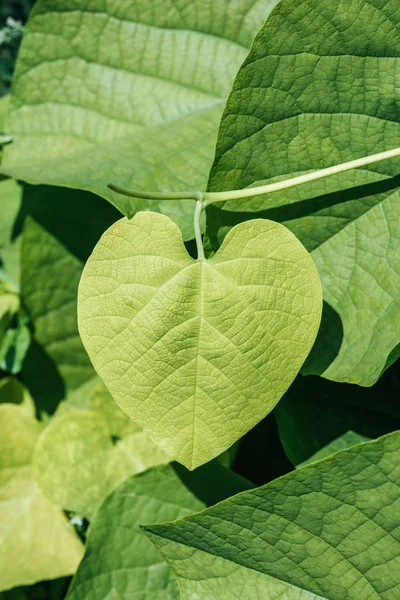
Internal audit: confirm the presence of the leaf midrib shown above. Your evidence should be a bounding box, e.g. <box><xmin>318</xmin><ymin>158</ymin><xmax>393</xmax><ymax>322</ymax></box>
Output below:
<box><xmin>190</xmin><ymin>259</ymin><xmax>204</xmax><ymax>469</ymax></box>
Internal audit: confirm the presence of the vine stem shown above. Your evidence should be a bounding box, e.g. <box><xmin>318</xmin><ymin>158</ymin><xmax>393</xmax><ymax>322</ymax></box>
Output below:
<box><xmin>194</xmin><ymin>200</ymin><xmax>205</xmax><ymax>260</ymax></box>
<box><xmin>108</xmin><ymin>147</ymin><xmax>400</xmax><ymax>209</ymax></box>
<box><xmin>202</xmin><ymin>147</ymin><xmax>400</xmax><ymax>206</ymax></box>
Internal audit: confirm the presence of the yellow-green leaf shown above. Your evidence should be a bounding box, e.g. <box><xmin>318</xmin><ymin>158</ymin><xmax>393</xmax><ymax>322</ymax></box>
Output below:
<box><xmin>0</xmin><ymin>404</ymin><xmax>83</xmax><ymax>592</ymax></box>
<box><xmin>78</xmin><ymin>211</ymin><xmax>322</xmax><ymax>469</ymax></box>
<box><xmin>33</xmin><ymin>409</ymin><xmax>170</xmax><ymax>517</ymax></box>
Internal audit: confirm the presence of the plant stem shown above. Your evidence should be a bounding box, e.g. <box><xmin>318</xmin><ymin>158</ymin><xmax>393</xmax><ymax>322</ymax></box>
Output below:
<box><xmin>194</xmin><ymin>200</ymin><xmax>205</xmax><ymax>260</ymax></box>
<box><xmin>107</xmin><ymin>183</ymin><xmax>203</xmax><ymax>202</ymax></box>
<box><xmin>108</xmin><ymin>148</ymin><xmax>400</xmax><ymax>208</ymax></box>
<box><xmin>202</xmin><ymin>147</ymin><xmax>400</xmax><ymax>206</ymax></box>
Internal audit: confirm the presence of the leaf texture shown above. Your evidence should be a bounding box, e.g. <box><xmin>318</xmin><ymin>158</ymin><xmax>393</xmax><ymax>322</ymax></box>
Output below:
<box><xmin>146</xmin><ymin>432</ymin><xmax>400</xmax><ymax>600</ymax></box>
<box><xmin>206</xmin><ymin>0</ymin><xmax>400</xmax><ymax>385</ymax></box>
<box><xmin>1</xmin><ymin>0</ymin><xmax>278</xmax><ymax>239</ymax></box>
<box><xmin>78</xmin><ymin>211</ymin><xmax>321</xmax><ymax>469</ymax></box>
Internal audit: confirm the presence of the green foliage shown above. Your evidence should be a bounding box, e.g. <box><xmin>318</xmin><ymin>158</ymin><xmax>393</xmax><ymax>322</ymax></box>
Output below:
<box><xmin>1</xmin><ymin>0</ymin><xmax>400</xmax><ymax>597</ymax></box>
<box><xmin>78</xmin><ymin>212</ymin><xmax>321</xmax><ymax>469</ymax></box>
<box><xmin>66</xmin><ymin>466</ymin><xmax>204</xmax><ymax>600</ymax></box>
<box><xmin>0</xmin><ymin>178</ymin><xmax>21</xmax><ymax>283</ymax></box>
<box><xmin>207</xmin><ymin>0</ymin><xmax>400</xmax><ymax>386</ymax></box>
<box><xmin>19</xmin><ymin>185</ymin><xmax>119</xmax><ymax>413</ymax></box>
<box><xmin>66</xmin><ymin>462</ymin><xmax>252</xmax><ymax>600</ymax></box>
<box><xmin>33</xmin><ymin>403</ymin><xmax>170</xmax><ymax>518</ymax></box>
<box><xmin>274</xmin><ymin>372</ymin><xmax>400</xmax><ymax>466</ymax></box>
<box><xmin>146</xmin><ymin>432</ymin><xmax>400</xmax><ymax>599</ymax></box>
<box><xmin>0</xmin><ymin>399</ymin><xmax>83</xmax><ymax>592</ymax></box>
<box><xmin>0</xmin><ymin>0</ymin><xmax>279</xmax><ymax>239</ymax></box>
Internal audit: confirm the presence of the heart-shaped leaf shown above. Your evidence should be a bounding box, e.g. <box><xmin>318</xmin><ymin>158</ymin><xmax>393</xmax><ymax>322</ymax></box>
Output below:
<box><xmin>78</xmin><ymin>212</ymin><xmax>322</xmax><ymax>469</ymax></box>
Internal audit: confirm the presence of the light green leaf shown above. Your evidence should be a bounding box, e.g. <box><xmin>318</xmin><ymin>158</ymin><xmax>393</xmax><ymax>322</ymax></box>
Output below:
<box><xmin>1</xmin><ymin>0</ymin><xmax>278</xmax><ymax>240</ymax></box>
<box><xmin>0</xmin><ymin>95</ymin><xmax>11</xmax><ymax>150</ymax></box>
<box><xmin>20</xmin><ymin>185</ymin><xmax>119</xmax><ymax>412</ymax></box>
<box><xmin>66</xmin><ymin>465</ymin><xmax>204</xmax><ymax>600</ymax></box>
<box><xmin>146</xmin><ymin>432</ymin><xmax>400</xmax><ymax>600</ymax></box>
<box><xmin>206</xmin><ymin>0</ymin><xmax>400</xmax><ymax>385</ymax></box>
<box><xmin>0</xmin><ymin>404</ymin><xmax>83</xmax><ymax>592</ymax></box>
<box><xmin>0</xmin><ymin>404</ymin><xmax>43</xmax><ymax>468</ymax></box>
<box><xmin>78</xmin><ymin>211</ymin><xmax>322</xmax><ymax>469</ymax></box>
<box><xmin>33</xmin><ymin>409</ymin><xmax>170</xmax><ymax>517</ymax></box>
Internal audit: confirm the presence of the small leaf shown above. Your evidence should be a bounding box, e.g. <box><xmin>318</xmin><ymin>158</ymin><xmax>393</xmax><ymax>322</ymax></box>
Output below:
<box><xmin>33</xmin><ymin>409</ymin><xmax>170</xmax><ymax>517</ymax></box>
<box><xmin>146</xmin><ymin>432</ymin><xmax>400</xmax><ymax>599</ymax></box>
<box><xmin>0</xmin><ymin>377</ymin><xmax>35</xmax><ymax>417</ymax></box>
<box><xmin>78</xmin><ymin>211</ymin><xmax>322</xmax><ymax>469</ymax></box>
<box><xmin>0</xmin><ymin>404</ymin><xmax>83</xmax><ymax>592</ymax></box>
<box><xmin>20</xmin><ymin>185</ymin><xmax>119</xmax><ymax>413</ymax></box>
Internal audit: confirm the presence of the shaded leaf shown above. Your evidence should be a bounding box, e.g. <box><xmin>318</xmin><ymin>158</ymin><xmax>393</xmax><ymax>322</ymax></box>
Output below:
<box><xmin>298</xmin><ymin>431</ymin><xmax>370</xmax><ymax>468</ymax></box>
<box><xmin>66</xmin><ymin>465</ymin><xmax>204</xmax><ymax>600</ymax></box>
<box><xmin>275</xmin><ymin>374</ymin><xmax>400</xmax><ymax>466</ymax></box>
<box><xmin>19</xmin><ymin>184</ymin><xmax>119</xmax><ymax>412</ymax></box>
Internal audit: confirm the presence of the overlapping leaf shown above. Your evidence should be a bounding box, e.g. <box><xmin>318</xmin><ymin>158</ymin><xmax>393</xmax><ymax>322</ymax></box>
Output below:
<box><xmin>207</xmin><ymin>0</ymin><xmax>400</xmax><ymax>385</ymax></box>
<box><xmin>78</xmin><ymin>211</ymin><xmax>321</xmax><ymax>469</ymax></box>
<box><xmin>33</xmin><ymin>391</ymin><xmax>170</xmax><ymax>517</ymax></box>
<box><xmin>1</xmin><ymin>0</ymin><xmax>278</xmax><ymax>239</ymax></box>
<box><xmin>274</xmin><ymin>374</ymin><xmax>400</xmax><ymax>466</ymax></box>
<box><xmin>67</xmin><ymin>461</ymin><xmax>252</xmax><ymax>600</ymax></box>
<box><xmin>66</xmin><ymin>466</ymin><xmax>204</xmax><ymax>600</ymax></box>
<box><xmin>20</xmin><ymin>185</ymin><xmax>119</xmax><ymax>412</ymax></box>
<box><xmin>146</xmin><ymin>432</ymin><xmax>400</xmax><ymax>599</ymax></box>
<box><xmin>0</xmin><ymin>402</ymin><xmax>83</xmax><ymax>592</ymax></box>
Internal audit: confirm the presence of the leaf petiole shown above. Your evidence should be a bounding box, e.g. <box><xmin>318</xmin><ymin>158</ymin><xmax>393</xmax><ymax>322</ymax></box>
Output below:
<box><xmin>202</xmin><ymin>146</ymin><xmax>400</xmax><ymax>206</ymax></box>
<box><xmin>194</xmin><ymin>200</ymin><xmax>205</xmax><ymax>260</ymax></box>
<box><xmin>107</xmin><ymin>183</ymin><xmax>203</xmax><ymax>202</ymax></box>
<box><xmin>108</xmin><ymin>147</ymin><xmax>400</xmax><ymax>210</ymax></box>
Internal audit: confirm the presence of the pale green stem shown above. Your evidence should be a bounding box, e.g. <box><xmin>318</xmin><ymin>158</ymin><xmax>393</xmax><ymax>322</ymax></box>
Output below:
<box><xmin>202</xmin><ymin>147</ymin><xmax>400</xmax><ymax>206</ymax></box>
<box><xmin>107</xmin><ymin>182</ymin><xmax>203</xmax><ymax>202</ymax></box>
<box><xmin>108</xmin><ymin>148</ymin><xmax>400</xmax><ymax>208</ymax></box>
<box><xmin>194</xmin><ymin>200</ymin><xmax>205</xmax><ymax>260</ymax></box>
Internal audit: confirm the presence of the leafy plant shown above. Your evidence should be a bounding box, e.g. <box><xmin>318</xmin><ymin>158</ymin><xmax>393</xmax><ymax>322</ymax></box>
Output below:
<box><xmin>1</xmin><ymin>0</ymin><xmax>400</xmax><ymax>598</ymax></box>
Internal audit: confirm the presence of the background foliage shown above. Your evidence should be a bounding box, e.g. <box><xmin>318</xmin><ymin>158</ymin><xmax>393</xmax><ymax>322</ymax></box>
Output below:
<box><xmin>1</xmin><ymin>0</ymin><xmax>400</xmax><ymax>598</ymax></box>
